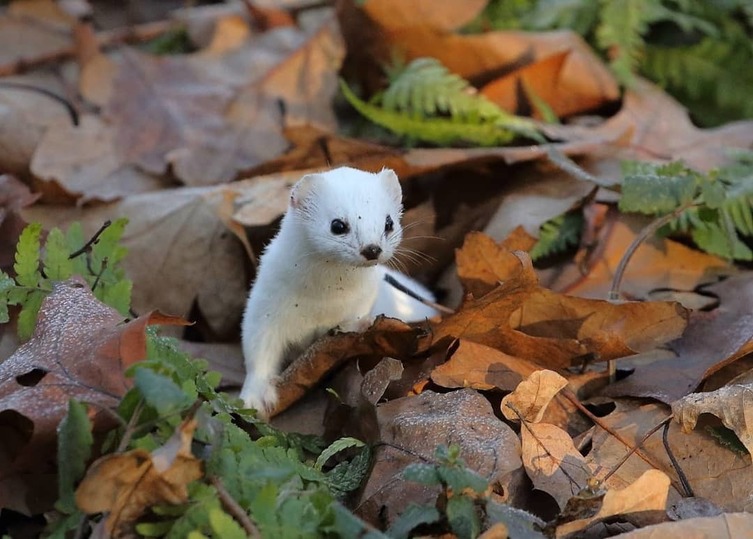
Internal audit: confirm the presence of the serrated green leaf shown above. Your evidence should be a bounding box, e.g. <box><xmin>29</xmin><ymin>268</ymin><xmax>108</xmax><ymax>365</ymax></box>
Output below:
<box><xmin>330</xmin><ymin>503</ymin><xmax>390</xmax><ymax>539</ymax></box>
<box><xmin>402</xmin><ymin>463</ymin><xmax>442</xmax><ymax>485</ymax></box>
<box><xmin>57</xmin><ymin>400</ymin><xmax>93</xmax><ymax>514</ymax></box>
<box><xmin>65</xmin><ymin>221</ymin><xmax>88</xmax><ymax>276</ymax></box>
<box><xmin>326</xmin><ymin>445</ymin><xmax>371</xmax><ymax>496</ymax></box>
<box><xmin>17</xmin><ymin>288</ymin><xmax>46</xmax><ymax>340</ymax></box>
<box><xmin>446</xmin><ymin>495</ymin><xmax>480</xmax><ymax>539</ymax></box>
<box><xmin>530</xmin><ymin>212</ymin><xmax>583</xmax><ymax>261</ymax></box>
<box><xmin>99</xmin><ymin>278</ymin><xmax>132</xmax><ymax>317</ymax></box>
<box><xmin>0</xmin><ymin>272</ymin><xmax>14</xmax><ymax>324</ymax></box>
<box><xmin>485</xmin><ymin>499</ymin><xmax>547</xmax><ymax>538</ymax></box>
<box><xmin>619</xmin><ymin>172</ymin><xmax>697</xmax><ymax>214</ymax></box>
<box><xmin>14</xmin><ymin>223</ymin><xmax>42</xmax><ymax>288</ymax></box>
<box><xmin>44</xmin><ymin>228</ymin><xmax>74</xmax><ymax>282</ymax></box>
<box><xmin>437</xmin><ymin>465</ymin><xmax>489</xmax><ymax>495</ymax></box>
<box><xmin>315</xmin><ymin>437</ymin><xmax>365</xmax><ymax>471</ymax></box>
<box><xmin>134</xmin><ymin>367</ymin><xmax>194</xmax><ymax>416</ymax></box>
<box><xmin>387</xmin><ymin>504</ymin><xmax>441</xmax><ymax>539</ymax></box>
<box><xmin>207</xmin><ymin>508</ymin><xmax>247</xmax><ymax>539</ymax></box>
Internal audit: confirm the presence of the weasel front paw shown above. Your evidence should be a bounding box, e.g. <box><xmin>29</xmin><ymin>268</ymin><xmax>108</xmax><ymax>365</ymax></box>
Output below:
<box><xmin>239</xmin><ymin>376</ymin><xmax>279</xmax><ymax>418</ymax></box>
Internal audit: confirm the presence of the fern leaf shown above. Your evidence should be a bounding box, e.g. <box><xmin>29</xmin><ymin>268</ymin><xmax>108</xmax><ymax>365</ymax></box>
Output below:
<box><xmin>341</xmin><ymin>79</ymin><xmax>539</xmax><ymax>147</ymax></box>
<box><xmin>14</xmin><ymin>223</ymin><xmax>42</xmax><ymax>288</ymax></box>
<box><xmin>530</xmin><ymin>212</ymin><xmax>583</xmax><ymax>261</ymax></box>
<box><xmin>44</xmin><ymin>228</ymin><xmax>74</xmax><ymax>282</ymax></box>
<box><xmin>0</xmin><ymin>271</ymin><xmax>14</xmax><ymax>324</ymax></box>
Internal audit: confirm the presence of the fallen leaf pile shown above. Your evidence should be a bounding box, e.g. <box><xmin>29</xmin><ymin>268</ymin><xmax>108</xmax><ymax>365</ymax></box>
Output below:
<box><xmin>1</xmin><ymin>0</ymin><xmax>753</xmax><ymax>537</ymax></box>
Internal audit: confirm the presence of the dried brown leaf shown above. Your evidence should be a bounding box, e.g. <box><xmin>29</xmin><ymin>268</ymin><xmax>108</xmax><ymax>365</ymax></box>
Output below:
<box><xmin>556</xmin><ymin>470</ymin><xmax>670</xmax><ymax>538</ymax></box>
<box><xmin>613</xmin><ymin>512</ymin><xmax>753</xmax><ymax>539</ymax></box>
<box><xmin>672</xmin><ymin>369</ymin><xmax>753</xmax><ymax>456</ymax></box>
<box><xmin>501</xmin><ymin>370</ymin><xmax>568</xmax><ymax>423</ymax></box>
<box><xmin>76</xmin><ymin>419</ymin><xmax>202</xmax><ymax>537</ymax></box>
<box><xmin>520</xmin><ymin>422</ymin><xmax>593</xmax><ymax>510</ymax></box>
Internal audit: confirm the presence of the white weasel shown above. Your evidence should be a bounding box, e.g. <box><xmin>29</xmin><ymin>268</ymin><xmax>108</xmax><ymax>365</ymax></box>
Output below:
<box><xmin>240</xmin><ymin>166</ymin><xmax>435</xmax><ymax>413</ymax></box>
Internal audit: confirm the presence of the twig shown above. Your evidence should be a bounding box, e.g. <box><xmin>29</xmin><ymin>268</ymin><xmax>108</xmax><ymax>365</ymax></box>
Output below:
<box><xmin>544</xmin><ymin>145</ymin><xmax>607</xmax><ymax>186</ymax></box>
<box><xmin>0</xmin><ymin>81</ymin><xmax>79</xmax><ymax>125</ymax></box>
<box><xmin>210</xmin><ymin>476</ymin><xmax>261</xmax><ymax>538</ymax></box>
<box><xmin>602</xmin><ymin>415</ymin><xmax>672</xmax><ymax>483</ymax></box>
<box><xmin>662</xmin><ymin>421</ymin><xmax>694</xmax><ymax>497</ymax></box>
<box><xmin>383</xmin><ymin>272</ymin><xmax>455</xmax><ymax>315</ymax></box>
<box><xmin>69</xmin><ymin>220</ymin><xmax>112</xmax><ymax>259</ymax></box>
<box><xmin>116</xmin><ymin>399</ymin><xmax>144</xmax><ymax>453</ymax></box>
<box><xmin>560</xmin><ymin>390</ymin><xmax>683</xmax><ymax>493</ymax></box>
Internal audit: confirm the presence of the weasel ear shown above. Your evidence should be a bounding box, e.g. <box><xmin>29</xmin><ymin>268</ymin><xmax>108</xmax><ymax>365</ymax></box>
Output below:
<box><xmin>379</xmin><ymin>168</ymin><xmax>402</xmax><ymax>206</ymax></box>
<box><xmin>290</xmin><ymin>173</ymin><xmax>322</xmax><ymax>209</ymax></box>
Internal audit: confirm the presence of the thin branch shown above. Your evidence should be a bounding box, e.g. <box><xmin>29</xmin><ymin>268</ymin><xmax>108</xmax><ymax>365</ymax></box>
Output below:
<box><xmin>602</xmin><ymin>415</ymin><xmax>672</xmax><ymax>483</ymax></box>
<box><xmin>0</xmin><ymin>81</ymin><xmax>79</xmax><ymax>125</ymax></box>
<box><xmin>662</xmin><ymin>421</ymin><xmax>694</xmax><ymax>497</ymax></box>
<box><xmin>383</xmin><ymin>272</ymin><xmax>455</xmax><ymax>315</ymax></box>
<box><xmin>560</xmin><ymin>390</ymin><xmax>683</xmax><ymax>493</ymax></box>
<box><xmin>210</xmin><ymin>476</ymin><xmax>261</xmax><ymax>538</ymax></box>
<box><xmin>69</xmin><ymin>220</ymin><xmax>112</xmax><ymax>259</ymax></box>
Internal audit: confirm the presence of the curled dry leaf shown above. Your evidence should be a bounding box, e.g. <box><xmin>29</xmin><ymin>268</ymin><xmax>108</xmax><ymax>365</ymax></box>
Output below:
<box><xmin>273</xmin><ymin>316</ymin><xmax>432</xmax><ymax>416</ymax></box>
<box><xmin>434</xmin><ymin>233</ymin><xmax>688</xmax><ymax>370</ymax></box>
<box><xmin>76</xmin><ymin>419</ymin><xmax>203</xmax><ymax>537</ymax></box>
<box><xmin>520</xmin><ymin>422</ymin><xmax>592</xmax><ymax>510</ymax></box>
<box><xmin>501</xmin><ymin>370</ymin><xmax>568</xmax><ymax>423</ymax></box>
<box><xmin>672</xmin><ymin>368</ymin><xmax>753</xmax><ymax>456</ymax></box>
<box><xmin>556</xmin><ymin>469</ymin><xmax>670</xmax><ymax>538</ymax></box>
<box><xmin>430</xmin><ymin>340</ymin><xmax>537</xmax><ymax>393</ymax></box>
<box><xmin>0</xmin><ymin>278</ymin><xmax>189</xmax><ymax>514</ymax></box>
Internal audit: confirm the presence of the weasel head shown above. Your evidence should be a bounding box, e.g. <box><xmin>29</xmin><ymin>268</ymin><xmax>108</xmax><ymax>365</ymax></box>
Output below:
<box><xmin>289</xmin><ymin>167</ymin><xmax>403</xmax><ymax>267</ymax></box>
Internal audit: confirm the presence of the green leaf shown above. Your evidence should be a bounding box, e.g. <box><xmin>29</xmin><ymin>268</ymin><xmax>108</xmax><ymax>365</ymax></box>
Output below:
<box><xmin>446</xmin><ymin>495</ymin><xmax>480</xmax><ymax>539</ymax></box>
<box><xmin>43</xmin><ymin>228</ymin><xmax>74</xmax><ymax>282</ymax></box>
<box><xmin>0</xmin><ymin>271</ymin><xmax>14</xmax><ymax>324</ymax></box>
<box><xmin>14</xmin><ymin>222</ymin><xmax>42</xmax><ymax>288</ymax></box>
<box><xmin>135</xmin><ymin>520</ymin><xmax>177</xmax><ymax>537</ymax></box>
<box><xmin>387</xmin><ymin>504</ymin><xmax>441</xmax><ymax>539</ymax></box>
<box><xmin>17</xmin><ymin>288</ymin><xmax>46</xmax><ymax>340</ymax></box>
<box><xmin>402</xmin><ymin>463</ymin><xmax>442</xmax><ymax>486</ymax></box>
<box><xmin>330</xmin><ymin>503</ymin><xmax>390</xmax><ymax>539</ymax></box>
<box><xmin>326</xmin><ymin>445</ymin><xmax>371</xmax><ymax>496</ymax></box>
<box><xmin>56</xmin><ymin>400</ymin><xmax>93</xmax><ymax>514</ymax></box>
<box><xmin>619</xmin><ymin>171</ymin><xmax>697</xmax><ymax>214</ymax></box>
<box><xmin>530</xmin><ymin>212</ymin><xmax>583</xmax><ymax>261</ymax></box>
<box><xmin>134</xmin><ymin>367</ymin><xmax>194</xmax><ymax>416</ymax></box>
<box><xmin>437</xmin><ymin>465</ymin><xmax>489</xmax><ymax>495</ymax></box>
<box><xmin>315</xmin><ymin>437</ymin><xmax>365</xmax><ymax>471</ymax></box>
<box><xmin>100</xmin><ymin>278</ymin><xmax>132</xmax><ymax>317</ymax></box>
<box><xmin>207</xmin><ymin>508</ymin><xmax>247</xmax><ymax>539</ymax></box>
<box><xmin>485</xmin><ymin>499</ymin><xmax>547</xmax><ymax>538</ymax></box>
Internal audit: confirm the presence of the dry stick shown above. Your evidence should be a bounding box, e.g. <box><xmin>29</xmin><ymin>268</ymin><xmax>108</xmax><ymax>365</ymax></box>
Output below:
<box><xmin>116</xmin><ymin>399</ymin><xmax>145</xmax><ymax>453</ymax></box>
<box><xmin>601</xmin><ymin>415</ymin><xmax>672</xmax><ymax>483</ymax></box>
<box><xmin>662</xmin><ymin>421</ymin><xmax>695</xmax><ymax>497</ymax></box>
<box><xmin>560</xmin><ymin>390</ymin><xmax>683</xmax><ymax>493</ymax></box>
<box><xmin>383</xmin><ymin>272</ymin><xmax>455</xmax><ymax>315</ymax></box>
<box><xmin>606</xmin><ymin>201</ymin><xmax>696</xmax><ymax>381</ymax></box>
<box><xmin>69</xmin><ymin>220</ymin><xmax>112</xmax><ymax>259</ymax></box>
<box><xmin>0</xmin><ymin>81</ymin><xmax>79</xmax><ymax>125</ymax></box>
<box><xmin>210</xmin><ymin>476</ymin><xmax>261</xmax><ymax>538</ymax></box>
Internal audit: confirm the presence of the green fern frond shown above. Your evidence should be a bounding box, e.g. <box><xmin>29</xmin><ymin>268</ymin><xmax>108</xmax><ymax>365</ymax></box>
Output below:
<box><xmin>341</xmin><ymin>58</ymin><xmax>540</xmax><ymax>147</ymax></box>
<box><xmin>530</xmin><ymin>212</ymin><xmax>583</xmax><ymax>261</ymax></box>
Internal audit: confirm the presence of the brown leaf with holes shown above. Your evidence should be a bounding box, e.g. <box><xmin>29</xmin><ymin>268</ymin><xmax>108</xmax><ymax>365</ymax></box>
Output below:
<box><xmin>434</xmin><ymin>233</ymin><xmax>688</xmax><ymax>369</ymax></box>
<box><xmin>0</xmin><ymin>278</ymin><xmax>189</xmax><ymax>515</ymax></box>
<box><xmin>76</xmin><ymin>418</ymin><xmax>202</xmax><ymax>537</ymax></box>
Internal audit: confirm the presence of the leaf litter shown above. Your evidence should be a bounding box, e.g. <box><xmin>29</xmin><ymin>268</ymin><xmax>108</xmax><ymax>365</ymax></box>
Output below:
<box><xmin>2</xmin><ymin>0</ymin><xmax>753</xmax><ymax>537</ymax></box>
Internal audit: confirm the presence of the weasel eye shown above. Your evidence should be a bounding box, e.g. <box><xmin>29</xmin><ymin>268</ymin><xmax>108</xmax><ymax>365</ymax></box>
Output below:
<box><xmin>385</xmin><ymin>215</ymin><xmax>394</xmax><ymax>234</ymax></box>
<box><xmin>330</xmin><ymin>219</ymin><xmax>350</xmax><ymax>235</ymax></box>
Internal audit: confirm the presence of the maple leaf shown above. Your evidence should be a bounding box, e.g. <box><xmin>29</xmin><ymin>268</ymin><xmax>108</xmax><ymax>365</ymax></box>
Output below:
<box><xmin>0</xmin><ymin>278</ymin><xmax>188</xmax><ymax>515</ymax></box>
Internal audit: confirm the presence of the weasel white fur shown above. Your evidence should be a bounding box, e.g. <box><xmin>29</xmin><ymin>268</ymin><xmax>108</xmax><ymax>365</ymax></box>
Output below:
<box><xmin>240</xmin><ymin>166</ymin><xmax>434</xmax><ymax>413</ymax></box>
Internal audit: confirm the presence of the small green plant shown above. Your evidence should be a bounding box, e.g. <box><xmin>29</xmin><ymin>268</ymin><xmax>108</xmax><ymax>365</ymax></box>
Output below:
<box><xmin>341</xmin><ymin>57</ymin><xmax>540</xmax><ymax>147</ymax></box>
<box><xmin>619</xmin><ymin>152</ymin><xmax>753</xmax><ymax>261</ymax></box>
<box><xmin>0</xmin><ymin>219</ymin><xmax>131</xmax><ymax>339</ymax></box>
<box><xmin>530</xmin><ymin>212</ymin><xmax>584</xmax><ymax>262</ymax></box>
<box><xmin>388</xmin><ymin>445</ymin><xmax>545</xmax><ymax>539</ymax></box>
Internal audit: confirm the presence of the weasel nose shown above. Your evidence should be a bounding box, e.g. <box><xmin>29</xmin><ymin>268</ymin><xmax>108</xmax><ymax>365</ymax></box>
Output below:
<box><xmin>361</xmin><ymin>244</ymin><xmax>382</xmax><ymax>261</ymax></box>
